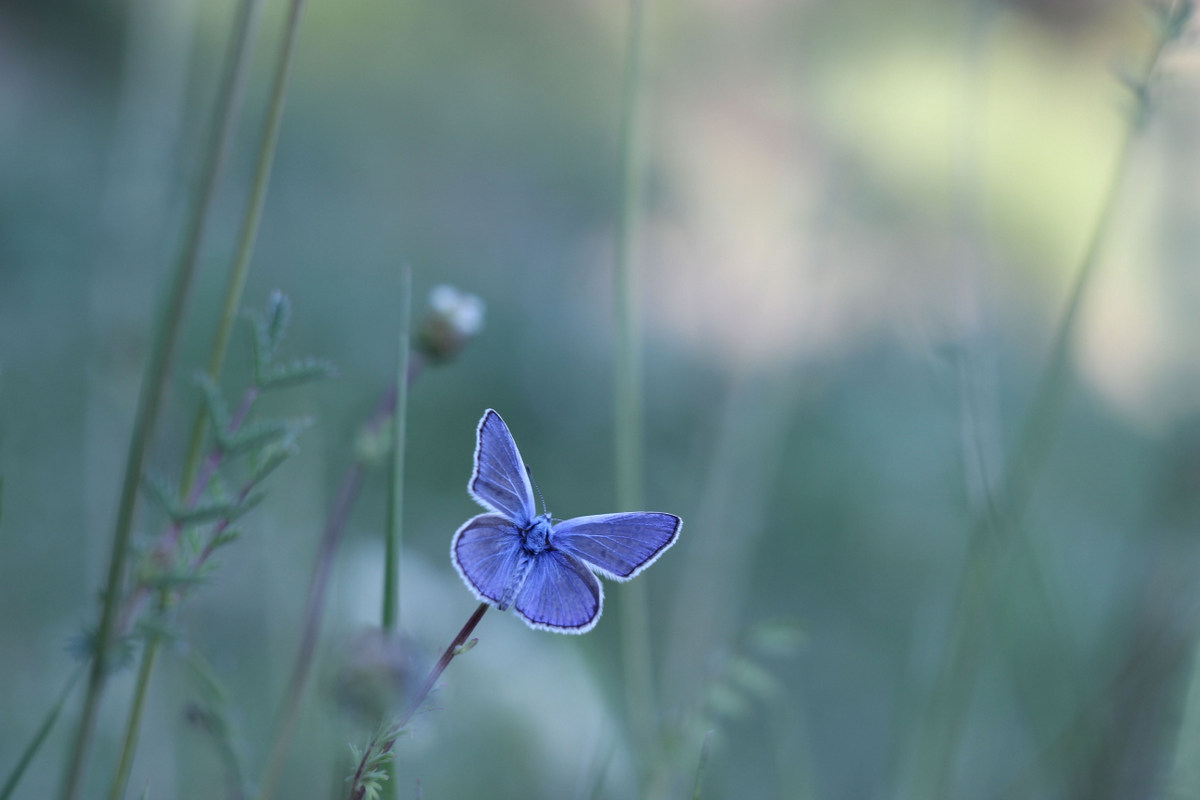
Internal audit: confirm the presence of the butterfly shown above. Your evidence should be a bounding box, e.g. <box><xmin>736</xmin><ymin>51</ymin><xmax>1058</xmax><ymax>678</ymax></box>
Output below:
<box><xmin>451</xmin><ymin>409</ymin><xmax>682</xmax><ymax>634</ymax></box>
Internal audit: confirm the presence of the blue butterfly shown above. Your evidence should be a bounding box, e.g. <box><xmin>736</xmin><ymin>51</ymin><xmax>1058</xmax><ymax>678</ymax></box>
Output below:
<box><xmin>451</xmin><ymin>409</ymin><xmax>682</xmax><ymax>634</ymax></box>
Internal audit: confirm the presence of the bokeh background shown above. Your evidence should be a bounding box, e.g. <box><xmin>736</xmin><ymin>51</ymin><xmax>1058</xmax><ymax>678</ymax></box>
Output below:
<box><xmin>4</xmin><ymin>0</ymin><xmax>1200</xmax><ymax>797</ymax></box>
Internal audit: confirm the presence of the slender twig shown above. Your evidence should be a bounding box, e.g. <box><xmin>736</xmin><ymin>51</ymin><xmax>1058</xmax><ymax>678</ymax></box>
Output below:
<box><xmin>612</xmin><ymin>0</ymin><xmax>659</xmax><ymax>774</ymax></box>
<box><xmin>401</xmin><ymin>602</ymin><xmax>488</xmax><ymax>729</ymax></box>
<box><xmin>58</xmin><ymin>1</ymin><xmax>264</xmax><ymax>795</ymax></box>
<box><xmin>346</xmin><ymin>604</ymin><xmax>490</xmax><ymax>800</ymax></box>
<box><xmin>258</xmin><ymin>360</ymin><xmax>425</xmax><ymax>800</ymax></box>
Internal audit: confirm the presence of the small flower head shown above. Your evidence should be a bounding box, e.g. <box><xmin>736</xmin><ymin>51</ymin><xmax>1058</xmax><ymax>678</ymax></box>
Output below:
<box><xmin>332</xmin><ymin>628</ymin><xmax>425</xmax><ymax>725</ymax></box>
<box><xmin>416</xmin><ymin>285</ymin><xmax>485</xmax><ymax>364</ymax></box>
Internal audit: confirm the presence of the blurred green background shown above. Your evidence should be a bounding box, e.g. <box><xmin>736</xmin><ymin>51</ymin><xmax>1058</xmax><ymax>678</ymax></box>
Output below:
<box><xmin>3</xmin><ymin>0</ymin><xmax>1200</xmax><ymax>797</ymax></box>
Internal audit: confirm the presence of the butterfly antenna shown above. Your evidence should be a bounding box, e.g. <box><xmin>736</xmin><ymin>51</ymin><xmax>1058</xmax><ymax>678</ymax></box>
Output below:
<box><xmin>528</xmin><ymin>466</ymin><xmax>549</xmax><ymax>515</ymax></box>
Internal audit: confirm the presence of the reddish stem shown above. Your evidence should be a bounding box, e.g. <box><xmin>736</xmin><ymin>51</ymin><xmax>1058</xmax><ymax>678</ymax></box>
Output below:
<box><xmin>398</xmin><ymin>602</ymin><xmax>489</xmax><ymax>729</ymax></box>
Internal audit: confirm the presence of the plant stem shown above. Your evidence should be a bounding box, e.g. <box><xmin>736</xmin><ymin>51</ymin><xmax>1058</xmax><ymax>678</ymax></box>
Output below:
<box><xmin>690</xmin><ymin>731</ymin><xmax>714</xmax><ymax>800</ymax></box>
<box><xmin>379</xmin><ymin>270</ymin><xmax>412</xmax><ymax>800</ymax></box>
<box><xmin>383</xmin><ymin>268</ymin><xmax>413</xmax><ymax>633</ymax></box>
<box><xmin>180</xmin><ymin>0</ymin><xmax>303</xmax><ymax>494</ymax></box>
<box><xmin>107</xmin><ymin>384</ymin><xmax>259</xmax><ymax>800</ymax></box>
<box><xmin>398</xmin><ymin>602</ymin><xmax>489</xmax><ymax>730</ymax></box>
<box><xmin>257</xmin><ymin>361</ymin><xmax>424</xmax><ymax>800</ymax></box>
<box><xmin>1</xmin><ymin>665</ymin><xmax>85</xmax><ymax>800</ymax></box>
<box><xmin>106</xmin><ymin>638</ymin><xmax>160</xmax><ymax>800</ymax></box>
<box><xmin>612</xmin><ymin>0</ymin><xmax>659</xmax><ymax>775</ymax></box>
<box><xmin>58</xmin><ymin>0</ymin><xmax>264</xmax><ymax>794</ymax></box>
<box><xmin>346</xmin><ymin>602</ymin><xmax>490</xmax><ymax>800</ymax></box>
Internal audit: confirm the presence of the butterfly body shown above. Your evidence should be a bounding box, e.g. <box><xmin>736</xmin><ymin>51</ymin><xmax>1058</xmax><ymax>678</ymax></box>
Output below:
<box><xmin>451</xmin><ymin>410</ymin><xmax>682</xmax><ymax>634</ymax></box>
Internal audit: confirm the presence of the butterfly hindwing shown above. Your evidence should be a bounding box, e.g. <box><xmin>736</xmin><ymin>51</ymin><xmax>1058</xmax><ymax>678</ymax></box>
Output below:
<box><xmin>513</xmin><ymin>550</ymin><xmax>602</xmax><ymax>634</ymax></box>
<box><xmin>550</xmin><ymin>512</ymin><xmax>682</xmax><ymax>581</ymax></box>
<box><xmin>450</xmin><ymin>513</ymin><xmax>525</xmax><ymax>606</ymax></box>
<box><xmin>469</xmin><ymin>409</ymin><xmax>537</xmax><ymax>525</ymax></box>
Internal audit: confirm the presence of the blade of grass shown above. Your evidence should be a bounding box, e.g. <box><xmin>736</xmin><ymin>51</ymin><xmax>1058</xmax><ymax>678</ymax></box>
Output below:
<box><xmin>380</xmin><ymin>267</ymin><xmax>412</xmax><ymax>800</ymax></box>
<box><xmin>58</xmin><ymin>0</ymin><xmax>267</xmax><ymax>794</ymax></box>
<box><xmin>612</xmin><ymin>0</ymin><xmax>659</xmax><ymax>775</ymax></box>
<box><xmin>1</xmin><ymin>665</ymin><xmax>85</xmax><ymax>800</ymax></box>
<box><xmin>105</xmin><ymin>637</ymin><xmax>160</xmax><ymax>800</ymax></box>
<box><xmin>383</xmin><ymin>267</ymin><xmax>413</xmax><ymax>633</ymax></box>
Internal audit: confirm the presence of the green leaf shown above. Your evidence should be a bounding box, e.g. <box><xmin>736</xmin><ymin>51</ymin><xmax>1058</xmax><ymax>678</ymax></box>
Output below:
<box><xmin>142</xmin><ymin>472</ymin><xmax>181</xmax><ymax>518</ymax></box>
<box><xmin>264</xmin><ymin>290</ymin><xmax>292</xmax><ymax>353</ymax></box>
<box><xmin>217</xmin><ymin>417</ymin><xmax>309</xmax><ymax>455</ymax></box>
<box><xmin>258</xmin><ymin>357</ymin><xmax>337</xmax><ymax>391</ymax></box>
<box><xmin>208</xmin><ymin>527</ymin><xmax>242</xmax><ymax>553</ymax></box>
<box><xmin>249</xmin><ymin>439</ymin><xmax>299</xmax><ymax>484</ymax></box>
<box><xmin>226</xmin><ymin>490</ymin><xmax>266</xmax><ymax>522</ymax></box>
<box><xmin>194</xmin><ymin>373</ymin><xmax>230</xmax><ymax>433</ymax></box>
<box><xmin>145</xmin><ymin>569</ymin><xmax>208</xmax><ymax>593</ymax></box>
<box><xmin>247</xmin><ymin>310</ymin><xmax>271</xmax><ymax>385</ymax></box>
<box><xmin>169</xmin><ymin>499</ymin><xmax>241</xmax><ymax>526</ymax></box>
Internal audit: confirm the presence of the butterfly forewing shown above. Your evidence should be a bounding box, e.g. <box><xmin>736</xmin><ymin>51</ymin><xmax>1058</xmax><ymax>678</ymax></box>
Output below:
<box><xmin>469</xmin><ymin>410</ymin><xmax>537</xmax><ymax>525</ymax></box>
<box><xmin>451</xmin><ymin>513</ymin><xmax>525</xmax><ymax>606</ymax></box>
<box><xmin>550</xmin><ymin>512</ymin><xmax>682</xmax><ymax>580</ymax></box>
<box><xmin>513</xmin><ymin>550</ymin><xmax>602</xmax><ymax>633</ymax></box>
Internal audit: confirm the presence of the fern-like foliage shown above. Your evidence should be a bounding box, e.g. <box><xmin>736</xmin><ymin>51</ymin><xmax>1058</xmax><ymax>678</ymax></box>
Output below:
<box><xmin>346</xmin><ymin>723</ymin><xmax>407</xmax><ymax>800</ymax></box>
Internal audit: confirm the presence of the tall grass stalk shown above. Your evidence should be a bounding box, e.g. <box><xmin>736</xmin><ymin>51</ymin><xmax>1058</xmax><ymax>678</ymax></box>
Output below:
<box><xmin>612</xmin><ymin>0</ymin><xmax>659</xmax><ymax>774</ymax></box>
<box><xmin>383</xmin><ymin>268</ymin><xmax>413</xmax><ymax>632</ymax></box>
<box><xmin>103</xmin><ymin>2</ymin><xmax>307</xmax><ymax>796</ymax></box>
<box><xmin>380</xmin><ymin>268</ymin><xmax>412</xmax><ymax>800</ymax></box>
<box><xmin>58</xmin><ymin>0</ymin><xmax>266</xmax><ymax>795</ymax></box>
<box><xmin>180</xmin><ymin>0</ymin><xmax>307</xmax><ymax>493</ymax></box>
<box><xmin>904</xmin><ymin>5</ymin><xmax>1185</xmax><ymax>797</ymax></box>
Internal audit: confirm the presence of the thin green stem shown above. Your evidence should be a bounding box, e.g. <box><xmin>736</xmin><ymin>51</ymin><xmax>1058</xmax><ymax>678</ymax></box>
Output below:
<box><xmin>383</xmin><ymin>268</ymin><xmax>413</xmax><ymax>633</ymax></box>
<box><xmin>106</xmin><ymin>636</ymin><xmax>161</xmax><ymax>800</ymax></box>
<box><xmin>1</xmin><ymin>665</ymin><xmax>84</xmax><ymax>800</ymax></box>
<box><xmin>904</xmin><ymin>8</ymin><xmax>1180</xmax><ymax>797</ymax></box>
<box><xmin>181</xmin><ymin>0</ymin><xmax>299</xmax><ymax>493</ymax></box>
<box><xmin>380</xmin><ymin>269</ymin><xmax>412</xmax><ymax>800</ymax></box>
<box><xmin>691</xmin><ymin>731</ymin><xmax>714</xmax><ymax>800</ymax></box>
<box><xmin>612</xmin><ymin>0</ymin><xmax>659</xmax><ymax>775</ymax></box>
<box><xmin>58</xmin><ymin>1</ymin><xmax>265</xmax><ymax>795</ymax></box>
